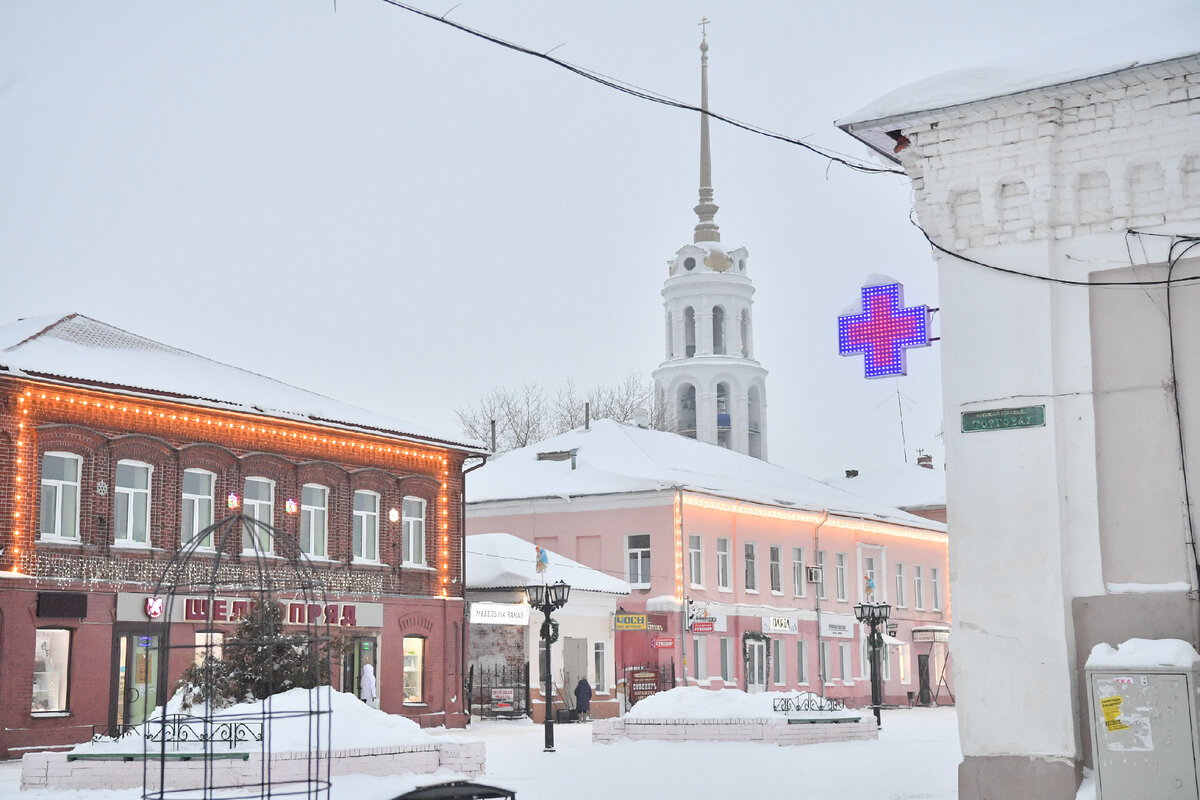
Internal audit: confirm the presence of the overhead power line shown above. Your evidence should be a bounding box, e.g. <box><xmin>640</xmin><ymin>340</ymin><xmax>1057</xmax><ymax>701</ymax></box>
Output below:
<box><xmin>376</xmin><ymin>0</ymin><xmax>904</xmax><ymax>176</ymax></box>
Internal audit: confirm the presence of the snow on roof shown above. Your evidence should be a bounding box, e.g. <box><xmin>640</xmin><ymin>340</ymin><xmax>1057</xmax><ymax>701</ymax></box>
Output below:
<box><xmin>465</xmin><ymin>532</ymin><xmax>631</xmax><ymax>595</ymax></box>
<box><xmin>0</xmin><ymin>313</ymin><xmax>485</xmax><ymax>453</ymax></box>
<box><xmin>838</xmin><ymin>5</ymin><xmax>1200</xmax><ymax>128</ymax></box>
<box><xmin>824</xmin><ymin>464</ymin><xmax>946</xmax><ymax>511</ymax></box>
<box><xmin>466</xmin><ymin>419</ymin><xmax>945</xmax><ymax>532</ymax></box>
<box><xmin>1086</xmin><ymin>638</ymin><xmax>1200</xmax><ymax>670</ymax></box>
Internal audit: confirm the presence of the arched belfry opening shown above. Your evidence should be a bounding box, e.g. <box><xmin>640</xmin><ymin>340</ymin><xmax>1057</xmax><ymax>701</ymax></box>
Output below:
<box><xmin>677</xmin><ymin>384</ymin><xmax>698</xmax><ymax>438</ymax></box>
<box><xmin>684</xmin><ymin>307</ymin><xmax>696</xmax><ymax>357</ymax></box>
<box><xmin>712</xmin><ymin>306</ymin><xmax>726</xmax><ymax>355</ymax></box>
<box><xmin>716</xmin><ymin>382</ymin><xmax>731</xmax><ymax>449</ymax></box>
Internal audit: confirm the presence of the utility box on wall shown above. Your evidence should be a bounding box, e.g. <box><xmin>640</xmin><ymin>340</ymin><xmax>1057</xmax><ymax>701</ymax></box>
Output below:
<box><xmin>1087</xmin><ymin>649</ymin><xmax>1200</xmax><ymax>800</ymax></box>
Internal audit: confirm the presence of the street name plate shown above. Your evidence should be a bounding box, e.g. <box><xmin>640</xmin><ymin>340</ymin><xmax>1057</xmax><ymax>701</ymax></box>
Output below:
<box><xmin>961</xmin><ymin>405</ymin><xmax>1045</xmax><ymax>433</ymax></box>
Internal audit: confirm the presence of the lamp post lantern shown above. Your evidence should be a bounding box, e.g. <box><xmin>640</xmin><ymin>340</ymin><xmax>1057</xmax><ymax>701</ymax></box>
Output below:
<box><xmin>853</xmin><ymin>601</ymin><xmax>892</xmax><ymax>728</ymax></box>
<box><xmin>525</xmin><ymin>580</ymin><xmax>571</xmax><ymax>752</ymax></box>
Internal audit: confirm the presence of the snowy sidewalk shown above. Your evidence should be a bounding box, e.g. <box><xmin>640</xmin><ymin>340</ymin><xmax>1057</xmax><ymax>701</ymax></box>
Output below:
<box><xmin>0</xmin><ymin>707</ymin><xmax>961</xmax><ymax>800</ymax></box>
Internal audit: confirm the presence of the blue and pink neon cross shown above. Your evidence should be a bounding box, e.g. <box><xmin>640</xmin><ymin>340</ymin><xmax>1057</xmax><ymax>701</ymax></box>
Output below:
<box><xmin>838</xmin><ymin>282</ymin><xmax>930</xmax><ymax>379</ymax></box>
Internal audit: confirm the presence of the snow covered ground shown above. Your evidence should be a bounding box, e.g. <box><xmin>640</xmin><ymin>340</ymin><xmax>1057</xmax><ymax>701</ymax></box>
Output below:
<box><xmin>1</xmin><ymin>702</ymin><xmax>962</xmax><ymax>800</ymax></box>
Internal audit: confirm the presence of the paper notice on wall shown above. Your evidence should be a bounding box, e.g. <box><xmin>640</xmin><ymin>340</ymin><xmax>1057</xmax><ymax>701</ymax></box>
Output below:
<box><xmin>1101</xmin><ymin>696</ymin><xmax>1130</xmax><ymax>732</ymax></box>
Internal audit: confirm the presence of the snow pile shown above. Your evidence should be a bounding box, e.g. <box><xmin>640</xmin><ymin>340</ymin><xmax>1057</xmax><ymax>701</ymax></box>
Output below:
<box><xmin>76</xmin><ymin>688</ymin><xmax>443</xmax><ymax>753</ymax></box>
<box><xmin>1085</xmin><ymin>638</ymin><xmax>1200</xmax><ymax>670</ymax></box>
<box><xmin>625</xmin><ymin>687</ymin><xmax>859</xmax><ymax>720</ymax></box>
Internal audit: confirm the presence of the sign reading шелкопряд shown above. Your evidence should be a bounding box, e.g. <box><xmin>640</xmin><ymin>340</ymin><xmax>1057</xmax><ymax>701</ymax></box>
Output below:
<box><xmin>961</xmin><ymin>405</ymin><xmax>1045</xmax><ymax>433</ymax></box>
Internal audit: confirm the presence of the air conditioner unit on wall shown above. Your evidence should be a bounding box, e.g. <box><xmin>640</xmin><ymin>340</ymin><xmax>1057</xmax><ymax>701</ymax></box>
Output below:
<box><xmin>806</xmin><ymin>566</ymin><xmax>823</xmax><ymax>583</ymax></box>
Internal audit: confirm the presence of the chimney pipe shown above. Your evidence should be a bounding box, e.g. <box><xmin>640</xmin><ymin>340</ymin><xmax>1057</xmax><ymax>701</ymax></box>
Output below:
<box><xmin>845</xmin><ymin>469</ymin><xmax>859</xmax><ymax>479</ymax></box>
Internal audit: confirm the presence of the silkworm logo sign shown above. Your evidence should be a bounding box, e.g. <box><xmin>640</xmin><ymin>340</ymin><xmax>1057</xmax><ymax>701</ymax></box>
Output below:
<box><xmin>144</xmin><ymin>596</ymin><xmax>164</xmax><ymax>619</ymax></box>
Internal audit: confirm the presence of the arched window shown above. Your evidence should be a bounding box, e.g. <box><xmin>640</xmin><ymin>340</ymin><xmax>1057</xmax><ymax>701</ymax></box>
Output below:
<box><xmin>684</xmin><ymin>307</ymin><xmax>696</xmax><ymax>358</ymax></box>
<box><xmin>353</xmin><ymin>490</ymin><xmax>380</xmax><ymax>562</ymax></box>
<box><xmin>677</xmin><ymin>385</ymin><xmax>697</xmax><ymax>438</ymax></box>
<box><xmin>666</xmin><ymin>311</ymin><xmax>674</xmax><ymax>358</ymax></box>
<box><xmin>748</xmin><ymin>386</ymin><xmax>764</xmax><ymax>459</ymax></box>
<box><xmin>712</xmin><ymin>306</ymin><xmax>726</xmax><ymax>355</ymax></box>
<box><xmin>40</xmin><ymin>452</ymin><xmax>82</xmax><ymax>541</ymax></box>
<box><xmin>716</xmin><ymin>383</ymin><xmax>731</xmax><ymax>449</ymax></box>
<box><xmin>740</xmin><ymin>310</ymin><xmax>751</xmax><ymax>358</ymax></box>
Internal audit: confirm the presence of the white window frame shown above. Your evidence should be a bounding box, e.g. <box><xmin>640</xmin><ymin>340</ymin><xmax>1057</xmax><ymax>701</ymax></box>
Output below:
<box><xmin>716</xmin><ymin>538</ymin><xmax>731</xmax><ymax>590</ymax></box>
<box><xmin>300</xmin><ymin>484</ymin><xmax>328</xmax><ymax>558</ymax></box>
<box><xmin>895</xmin><ymin>562</ymin><xmax>907</xmax><ymax>607</ymax></box>
<box><xmin>32</xmin><ymin>628</ymin><xmax>71</xmax><ymax>714</ymax></box>
<box><xmin>688</xmin><ymin>534</ymin><xmax>703</xmax><ymax>587</ymax></box>
<box><xmin>819</xmin><ymin>641</ymin><xmax>829</xmax><ymax>682</ymax></box>
<box><xmin>692</xmin><ymin>636</ymin><xmax>707</xmax><ymax>683</ymax></box>
<box><xmin>914</xmin><ymin>565</ymin><xmax>925</xmax><ymax>610</ymax></box>
<box><xmin>931</xmin><ymin>567</ymin><xmax>942</xmax><ymax>611</ymax></box>
<box><xmin>769</xmin><ymin>545</ymin><xmax>782</xmax><ymax>594</ymax></box>
<box><xmin>864</xmin><ymin>555</ymin><xmax>877</xmax><ymax>601</ymax></box>
<box><xmin>839</xmin><ymin>642</ymin><xmax>852</xmax><ymax>682</ymax></box>
<box><xmin>835</xmin><ymin>552</ymin><xmax>847</xmax><ymax>601</ymax></box>
<box><xmin>898</xmin><ymin>643</ymin><xmax>911</xmax><ymax>684</ymax></box>
<box><xmin>792</xmin><ymin>547</ymin><xmax>806</xmax><ymax>598</ymax></box>
<box><xmin>797</xmin><ymin>640</ymin><xmax>809</xmax><ymax>684</ymax></box>
<box><xmin>625</xmin><ymin>533</ymin><xmax>651</xmax><ymax>588</ymax></box>
<box><xmin>772</xmin><ymin>638</ymin><xmax>785</xmax><ymax>685</ymax></box>
<box><xmin>181</xmin><ymin>468</ymin><xmax>216</xmax><ymax>549</ymax></box>
<box><xmin>744</xmin><ymin>541</ymin><xmax>758</xmax><ymax>592</ymax></box>
<box><xmin>719</xmin><ymin>637</ymin><xmax>733</xmax><ymax>682</ymax></box>
<box><xmin>402</xmin><ymin>496</ymin><xmax>426</xmax><ymax>565</ymax></box>
<box><xmin>353</xmin><ymin>490</ymin><xmax>380</xmax><ymax>562</ymax></box>
<box><xmin>114</xmin><ymin>460</ymin><xmax>152</xmax><ymax>546</ymax></box>
<box><xmin>242</xmin><ymin>476</ymin><xmax>274</xmax><ymax>554</ymax></box>
<box><xmin>403</xmin><ymin>635</ymin><xmax>425</xmax><ymax>704</ymax></box>
<box><xmin>594</xmin><ymin>641</ymin><xmax>607</xmax><ymax>692</ymax></box>
<box><xmin>816</xmin><ymin>550</ymin><xmax>827</xmax><ymax>600</ymax></box>
<box><xmin>40</xmin><ymin>451</ymin><xmax>82</xmax><ymax>541</ymax></box>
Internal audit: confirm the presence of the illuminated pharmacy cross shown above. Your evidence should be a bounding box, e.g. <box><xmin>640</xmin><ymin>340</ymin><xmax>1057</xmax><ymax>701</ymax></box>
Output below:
<box><xmin>838</xmin><ymin>283</ymin><xmax>930</xmax><ymax>379</ymax></box>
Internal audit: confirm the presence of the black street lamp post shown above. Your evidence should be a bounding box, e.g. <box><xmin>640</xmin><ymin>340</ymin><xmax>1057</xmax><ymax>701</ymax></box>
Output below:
<box><xmin>525</xmin><ymin>580</ymin><xmax>571</xmax><ymax>752</ymax></box>
<box><xmin>853</xmin><ymin>601</ymin><xmax>892</xmax><ymax>729</ymax></box>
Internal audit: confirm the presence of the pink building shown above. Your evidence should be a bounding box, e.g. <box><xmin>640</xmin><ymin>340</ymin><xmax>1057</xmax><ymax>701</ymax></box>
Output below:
<box><xmin>466</xmin><ymin>420</ymin><xmax>952</xmax><ymax>711</ymax></box>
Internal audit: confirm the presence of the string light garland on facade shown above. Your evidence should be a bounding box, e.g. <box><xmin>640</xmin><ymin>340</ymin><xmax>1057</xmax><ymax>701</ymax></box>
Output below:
<box><xmin>682</xmin><ymin>494</ymin><xmax>948</xmax><ymax>545</ymax></box>
<box><xmin>9</xmin><ymin>379</ymin><xmax>460</xmax><ymax>593</ymax></box>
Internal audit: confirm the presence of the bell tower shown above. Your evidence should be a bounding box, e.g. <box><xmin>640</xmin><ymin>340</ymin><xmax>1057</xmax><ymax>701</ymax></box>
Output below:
<box><xmin>652</xmin><ymin>26</ymin><xmax>768</xmax><ymax>459</ymax></box>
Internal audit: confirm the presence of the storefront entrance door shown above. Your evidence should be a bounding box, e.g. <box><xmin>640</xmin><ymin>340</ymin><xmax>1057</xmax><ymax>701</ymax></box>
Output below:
<box><xmin>917</xmin><ymin>653</ymin><xmax>932</xmax><ymax>705</ymax></box>
<box><xmin>114</xmin><ymin>632</ymin><xmax>160</xmax><ymax>729</ymax></box>
<box><xmin>746</xmin><ymin>639</ymin><xmax>767</xmax><ymax>693</ymax></box>
<box><xmin>341</xmin><ymin>637</ymin><xmax>378</xmax><ymax>700</ymax></box>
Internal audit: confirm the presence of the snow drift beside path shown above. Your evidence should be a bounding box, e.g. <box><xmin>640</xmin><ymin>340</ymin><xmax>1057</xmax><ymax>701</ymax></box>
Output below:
<box><xmin>76</xmin><ymin>688</ymin><xmax>445</xmax><ymax>753</ymax></box>
<box><xmin>1086</xmin><ymin>637</ymin><xmax>1200</xmax><ymax>669</ymax></box>
<box><xmin>625</xmin><ymin>687</ymin><xmax>860</xmax><ymax>719</ymax></box>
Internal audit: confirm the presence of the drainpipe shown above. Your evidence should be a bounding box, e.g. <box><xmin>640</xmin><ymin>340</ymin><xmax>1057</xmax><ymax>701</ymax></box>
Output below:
<box><xmin>677</xmin><ymin>486</ymin><xmax>688</xmax><ymax>687</ymax></box>
<box><xmin>460</xmin><ymin>454</ymin><xmax>489</xmax><ymax>723</ymax></box>
<box><xmin>813</xmin><ymin>511</ymin><xmax>829</xmax><ymax>699</ymax></box>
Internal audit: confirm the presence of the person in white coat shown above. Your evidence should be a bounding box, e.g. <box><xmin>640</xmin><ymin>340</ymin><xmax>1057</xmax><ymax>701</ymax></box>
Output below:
<box><xmin>360</xmin><ymin>662</ymin><xmax>377</xmax><ymax>705</ymax></box>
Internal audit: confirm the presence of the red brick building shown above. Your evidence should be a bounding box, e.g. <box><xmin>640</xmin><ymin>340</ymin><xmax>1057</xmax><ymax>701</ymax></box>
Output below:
<box><xmin>0</xmin><ymin>314</ymin><xmax>486</xmax><ymax>757</ymax></box>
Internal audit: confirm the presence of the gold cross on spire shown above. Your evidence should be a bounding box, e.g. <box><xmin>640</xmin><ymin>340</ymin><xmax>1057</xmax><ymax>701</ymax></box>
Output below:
<box><xmin>698</xmin><ymin>16</ymin><xmax>710</xmax><ymax>41</ymax></box>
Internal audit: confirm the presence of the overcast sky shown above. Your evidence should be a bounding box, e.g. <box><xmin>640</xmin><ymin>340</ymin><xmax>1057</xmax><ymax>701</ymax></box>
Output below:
<box><xmin>1</xmin><ymin>0</ymin><xmax>1187</xmax><ymax>479</ymax></box>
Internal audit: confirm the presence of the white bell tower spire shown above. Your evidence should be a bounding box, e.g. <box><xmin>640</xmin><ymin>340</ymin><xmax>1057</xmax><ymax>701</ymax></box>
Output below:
<box><xmin>652</xmin><ymin>25</ymin><xmax>769</xmax><ymax>459</ymax></box>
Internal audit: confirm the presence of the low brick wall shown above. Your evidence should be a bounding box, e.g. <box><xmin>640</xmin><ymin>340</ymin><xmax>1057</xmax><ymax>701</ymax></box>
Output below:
<box><xmin>592</xmin><ymin>716</ymin><xmax>878</xmax><ymax>746</ymax></box>
<box><xmin>20</xmin><ymin>741</ymin><xmax>485</xmax><ymax>792</ymax></box>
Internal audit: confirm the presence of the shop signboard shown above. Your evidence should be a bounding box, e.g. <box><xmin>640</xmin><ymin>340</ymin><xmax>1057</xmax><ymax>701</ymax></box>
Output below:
<box><xmin>691</xmin><ymin>621</ymin><xmax>715</xmax><ymax>633</ymax></box>
<box><xmin>761</xmin><ymin>616</ymin><xmax>799</xmax><ymax>634</ymax></box>
<box><xmin>117</xmin><ymin>593</ymin><xmax>384</xmax><ymax>628</ymax></box>
<box><xmin>629</xmin><ymin>670</ymin><xmax>659</xmax><ymax>704</ymax></box>
<box><xmin>820</xmin><ymin>615</ymin><xmax>856</xmax><ymax>639</ymax></box>
<box><xmin>469</xmin><ymin>602</ymin><xmax>530</xmax><ymax>625</ymax></box>
<box><xmin>616</xmin><ymin>613</ymin><xmax>648</xmax><ymax>630</ymax></box>
<box><xmin>650</xmin><ymin>637</ymin><xmax>675</xmax><ymax>649</ymax></box>
<box><xmin>912</xmin><ymin>628</ymin><xmax>951</xmax><ymax>643</ymax></box>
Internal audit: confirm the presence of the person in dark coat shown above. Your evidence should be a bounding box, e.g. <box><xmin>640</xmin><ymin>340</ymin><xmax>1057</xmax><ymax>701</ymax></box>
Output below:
<box><xmin>574</xmin><ymin>677</ymin><xmax>593</xmax><ymax>722</ymax></box>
